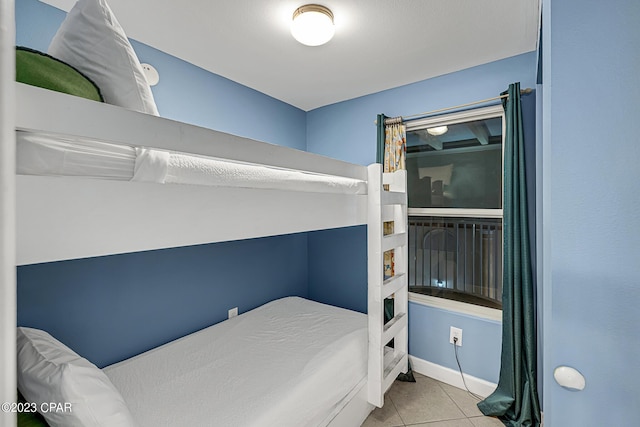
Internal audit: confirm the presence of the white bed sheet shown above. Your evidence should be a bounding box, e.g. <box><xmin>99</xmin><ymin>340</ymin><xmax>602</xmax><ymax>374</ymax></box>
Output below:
<box><xmin>103</xmin><ymin>297</ymin><xmax>368</xmax><ymax>427</ymax></box>
<box><xmin>16</xmin><ymin>131</ymin><xmax>367</xmax><ymax>194</ymax></box>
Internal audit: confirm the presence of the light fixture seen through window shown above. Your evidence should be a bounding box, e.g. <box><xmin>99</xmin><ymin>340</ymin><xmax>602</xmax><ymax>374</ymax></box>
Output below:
<box><xmin>291</xmin><ymin>4</ymin><xmax>335</xmax><ymax>46</ymax></box>
<box><xmin>427</xmin><ymin>126</ymin><xmax>449</xmax><ymax>136</ymax></box>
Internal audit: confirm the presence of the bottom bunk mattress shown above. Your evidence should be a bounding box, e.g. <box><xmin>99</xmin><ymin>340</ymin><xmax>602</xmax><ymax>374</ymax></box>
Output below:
<box><xmin>102</xmin><ymin>297</ymin><xmax>368</xmax><ymax>427</ymax></box>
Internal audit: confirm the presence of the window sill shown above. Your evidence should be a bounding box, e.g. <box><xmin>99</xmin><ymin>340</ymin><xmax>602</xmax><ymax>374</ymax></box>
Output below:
<box><xmin>409</xmin><ymin>292</ymin><xmax>502</xmax><ymax>322</ymax></box>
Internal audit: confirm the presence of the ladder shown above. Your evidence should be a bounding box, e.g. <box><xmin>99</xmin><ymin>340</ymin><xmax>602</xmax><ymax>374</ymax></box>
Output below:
<box><xmin>367</xmin><ymin>164</ymin><xmax>409</xmax><ymax>408</ymax></box>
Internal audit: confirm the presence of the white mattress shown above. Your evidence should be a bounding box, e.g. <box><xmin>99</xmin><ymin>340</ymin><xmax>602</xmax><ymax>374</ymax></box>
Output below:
<box><xmin>16</xmin><ymin>131</ymin><xmax>367</xmax><ymax>194</ymax></box>
<box><xmin>103</xmin><ymin>297</ymin><xmax>368</xmax><ymax>427</ymax></box>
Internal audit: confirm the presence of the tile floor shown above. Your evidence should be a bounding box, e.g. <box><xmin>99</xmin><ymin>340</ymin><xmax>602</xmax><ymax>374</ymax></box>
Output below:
<box><xmin>362</xmin><ymin>373</ymin><xmax>504</xmax><ymax>427</ymax></box>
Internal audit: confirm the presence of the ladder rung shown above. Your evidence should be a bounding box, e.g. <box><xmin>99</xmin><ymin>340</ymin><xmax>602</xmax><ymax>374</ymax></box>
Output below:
<box><xmin>383</xmin><ymin>352</ymin><xmax>408</xmax><ymax>392</ymax></box>
<box><xmin>381</xmin><ymin>190</ymin><xmax>406</xmax><ymax>206</ymax></box>
<box><xmin>381</xmin><ymin>205</ymin><xmax>396</xmax><ymax>223</ymax></box>
<box><xmin>383</xmin><ymin>232</ymin><xmax>406</xmax><ymax>252</ymax></box>
<box><xmin>382</xmin><ymin>170</ymin><xmax>407</xmax><ymax>192</ymax></box>
<box><xmin>382</xmin><ymin>312</ymin><xmax>407</xmax><ymax>345</ymax></box>
<box><xmin>382</xmin><ymin>273</ymin><xmax>407</xmax><ymax>299</ymax></box>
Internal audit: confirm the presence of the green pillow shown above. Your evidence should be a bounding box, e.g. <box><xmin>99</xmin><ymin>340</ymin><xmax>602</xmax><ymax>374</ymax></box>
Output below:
<box><xmin>18</xmin><ymin>411</ymin><xmax>49</xmax><ymax>427</ymax></box>
<box><xmin>17</xmin><ymin>391</ymin><xmax>49</xmax><ymax>427</ymax></box>
<box><xmin>16</xmin><ymin>46</ymin><xmax>104</xmax><ymax>102</ymax></box>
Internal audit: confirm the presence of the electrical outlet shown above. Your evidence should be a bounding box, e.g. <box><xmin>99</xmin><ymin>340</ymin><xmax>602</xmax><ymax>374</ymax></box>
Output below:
<box><xmin>228</xmin><ymin>307</ymin><xmax>238</xmax><ymax>319</ymax></box>
<box><xmin>449</xmin><ymin>326</ymin><xmax>463</xmax><ymax>346</ymax></box>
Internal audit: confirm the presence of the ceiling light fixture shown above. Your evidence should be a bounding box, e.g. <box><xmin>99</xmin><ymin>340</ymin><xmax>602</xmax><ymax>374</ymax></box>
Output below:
<box><xmin>291</xmin><ymin>4</ymin><xmax>335</xmax><ymax>46</ymax></box>
<box><xmin>427</xmin><ymin>126</ymin><xmax>449</xmax><ymax>136</ymax></box>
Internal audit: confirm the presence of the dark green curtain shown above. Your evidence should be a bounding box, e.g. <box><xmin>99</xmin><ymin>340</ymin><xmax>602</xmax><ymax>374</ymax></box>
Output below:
<box><xmin>376</xmin><ymin>114</ymin><xmax>386</xmax><ymax>163</ymax></box>
<box><xmin>477</xmin><ymin>83</ymin><xmax>541</xmax><ymax>426</ymax></box>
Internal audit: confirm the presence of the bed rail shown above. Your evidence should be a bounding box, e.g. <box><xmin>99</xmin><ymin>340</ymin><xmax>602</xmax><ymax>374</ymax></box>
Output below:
<box><xmin>367</xmin><ymin>164</ymin><xmax>408</xmax><ymax>408</ymax></box>
<box><xmin>15</xmin><ymin>83</ymin><xmax>367</xmax><ymax>181</ymax></box>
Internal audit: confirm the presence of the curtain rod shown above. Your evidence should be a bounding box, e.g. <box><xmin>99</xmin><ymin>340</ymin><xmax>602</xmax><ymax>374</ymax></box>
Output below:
<box><xmin>381</xmin><ymin>87</ymin><xmax>533</xmax><ymax>125</ymax></box>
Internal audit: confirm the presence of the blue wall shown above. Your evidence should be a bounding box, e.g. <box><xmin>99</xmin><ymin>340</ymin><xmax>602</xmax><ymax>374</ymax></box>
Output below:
<box><xmin>15</xmin><ymin>0</ymin><xmax>310</xmax><ymax>367</ymax></box>
<box><xmin>408</xmin><ymin>303</ymin><xmax>502</xmax><ymax>380</ymax></box>
<box><xmin>18</xmin><ymin>235</ymin><xmax>308</xmax><ymax>368</ymax></box>
<box><xmin>129</xmin><ymin>40</ymin><xmax>307</xmax><ymax>148</ymax></box>
<box><xmin>307</xmin><ymin>226</ymin><xmax>368</xmax><ymax>313</ymax></box>
<box><xmin>541</xmin><ymin>0</ymin><xmax>640</xmax><ymax>425</ymax></box>
<box><xmin>306</xmin><ymin>52</ymin><xmax>538</xmax><ymax>383</ymax></box>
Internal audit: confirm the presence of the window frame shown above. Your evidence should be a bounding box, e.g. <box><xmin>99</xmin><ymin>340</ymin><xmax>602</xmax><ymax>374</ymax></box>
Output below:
<box><xmin>405</xmin><ymin>104</ymin><xmax>505</xmax><ymax>316</ymax></box>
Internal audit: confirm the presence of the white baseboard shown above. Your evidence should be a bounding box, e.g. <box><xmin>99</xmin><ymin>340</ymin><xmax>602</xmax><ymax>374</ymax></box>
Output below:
<box><xmin>409</xmin><ymin>355</ymin><xmax>498</xmax><ymax>398</ymax></box>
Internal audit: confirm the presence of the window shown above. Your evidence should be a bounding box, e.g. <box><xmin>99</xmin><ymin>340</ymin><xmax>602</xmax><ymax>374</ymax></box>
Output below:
<box><xmin>406</xmin><ymin>105</ymin><xmax>504</xmax><ymax>309</ymax></box>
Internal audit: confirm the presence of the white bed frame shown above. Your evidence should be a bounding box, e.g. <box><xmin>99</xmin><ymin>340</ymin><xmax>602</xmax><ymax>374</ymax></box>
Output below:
<box><xmin>7</xmin><ymin>81</ymin><xmax>408</xmax><ymax>425</ymax></box>
<box><xmin>0</xmin><ymin>1</ymin><xmax>17</xmax><ymax>427</ymax></box>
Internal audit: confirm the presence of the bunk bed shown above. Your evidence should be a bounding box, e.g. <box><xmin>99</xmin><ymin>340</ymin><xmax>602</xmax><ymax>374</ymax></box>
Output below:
<box><xmin>13</xmin><ymin>82</ymin><xmax>409</xmax><ymax>426</ymax></box>
<box><xmin>6</xmin><ymin>0</ymin><xmax>409</xmax><ymax>424</ymax></box>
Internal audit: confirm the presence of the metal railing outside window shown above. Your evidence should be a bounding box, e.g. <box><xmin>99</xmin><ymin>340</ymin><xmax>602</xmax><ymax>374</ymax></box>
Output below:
<box><xmin>409</xmin><ymin>216</ymin><xmax>502</xmax><ymax>309</ymax></box>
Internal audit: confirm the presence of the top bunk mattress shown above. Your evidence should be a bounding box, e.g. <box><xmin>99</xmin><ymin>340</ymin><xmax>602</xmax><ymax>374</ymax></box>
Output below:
<box><xmin>102</xmin><ymin>297</ymin><xmax>368</xmax><ymax>427</ymax></box>
<box><xmin>16</xmin><ymin>131</ymin><xmax>367</xmax><ymax>195</ymax></box>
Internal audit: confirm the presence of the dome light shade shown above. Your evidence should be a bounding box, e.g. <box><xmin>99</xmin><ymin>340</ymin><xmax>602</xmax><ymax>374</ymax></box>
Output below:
<box><xmin>427</xmin><ymin>126</ymin><xmax>449</xmax><ymax>136</ymax></box>
<box><xmin>291</xmin><ymin>4</ymin><xmax>335</xmax><ymax>46</ymax></box>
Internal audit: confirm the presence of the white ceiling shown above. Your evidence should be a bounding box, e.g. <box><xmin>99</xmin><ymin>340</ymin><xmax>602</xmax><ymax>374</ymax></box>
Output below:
<box><xmin>41</xmin><ymin>0</ymin><xmax>540</xmax><ymax>111</ymax></box>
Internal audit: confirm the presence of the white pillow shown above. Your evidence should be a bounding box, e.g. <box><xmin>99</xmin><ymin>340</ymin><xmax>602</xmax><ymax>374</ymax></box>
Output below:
<box><xmin>48</xmin><ymin>0</ymin><xmax>159</xmax><ymax>115</ymax></box>
<box><xmin>17</xmin><ymin>327</ymin><xmax>138</xmax><ymax>427</ymax></box>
